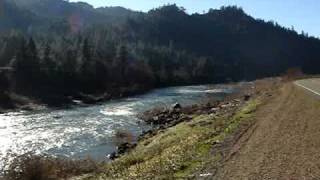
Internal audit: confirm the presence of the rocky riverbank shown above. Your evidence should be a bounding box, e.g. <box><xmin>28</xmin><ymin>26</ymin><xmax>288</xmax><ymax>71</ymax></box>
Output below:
<box><xmin>137</xmin><ymin>94</ymin><xmax>251</xmax><ymax>141</ymax></box>
<box><xmin>85</xmin><ymin>78</ymin><xmax>283</xmax><ymax>180</ymax></box>
<box><xmin>108</xmin><ymin>81</ymin><xmax>256</xmax><ymax>160</ymax></box>
<box><xmin>0</xmin><ymin>85</ymin><xmax>151</xmax><ymax>114</ymax></box>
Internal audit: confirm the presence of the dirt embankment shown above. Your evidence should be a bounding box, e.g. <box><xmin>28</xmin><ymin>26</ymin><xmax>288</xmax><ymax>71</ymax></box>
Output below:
<box><xmin>215</xmin><ymin>81</ymin><xmax>320</xmax><ymax>179</ymax></box>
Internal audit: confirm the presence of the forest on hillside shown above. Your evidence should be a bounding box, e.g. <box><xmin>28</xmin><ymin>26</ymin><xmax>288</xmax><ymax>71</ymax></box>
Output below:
<box><xmin>0</xmin><ymin>0</ymin><xmax>320</xmax><ymax>108</ymax></box>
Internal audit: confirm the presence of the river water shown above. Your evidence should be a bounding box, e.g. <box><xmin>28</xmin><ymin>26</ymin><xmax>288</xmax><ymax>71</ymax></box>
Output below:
<box><xmin>0</xmin><ymin>85</ymin><xmax>234</xmax><ymax>164</ymax></box>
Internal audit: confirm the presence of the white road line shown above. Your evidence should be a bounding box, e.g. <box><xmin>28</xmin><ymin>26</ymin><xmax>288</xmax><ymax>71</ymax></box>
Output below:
<box><xmin>295</xmin><ymin>81</ymin><xmax>320</xmax><ymax>96</ymax></box>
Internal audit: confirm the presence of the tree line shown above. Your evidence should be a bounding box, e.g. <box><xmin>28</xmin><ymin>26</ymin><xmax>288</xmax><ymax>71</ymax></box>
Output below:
<box><xmin>0</xmin><ymin>3</ymin><xmax>320</xmax><ymax>107</ymax></box>
<box><xmin>0</xmin><ymin>30</ymin><xmax>218</xmax><ymax>106</ymax></box>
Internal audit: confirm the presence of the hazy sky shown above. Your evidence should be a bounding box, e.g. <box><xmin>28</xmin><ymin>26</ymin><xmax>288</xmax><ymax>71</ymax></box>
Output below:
<box><xmin>70</xmin><ymin>0</ymin><xmax>320</xmax><ymax>37</ymax></box>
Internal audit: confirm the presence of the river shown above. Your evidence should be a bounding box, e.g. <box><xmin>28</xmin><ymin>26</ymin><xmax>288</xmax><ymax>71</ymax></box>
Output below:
<box><xmin>0</xmin><ymin>85</ymin><xmax>234</xmax><ymax>165</ymax></box>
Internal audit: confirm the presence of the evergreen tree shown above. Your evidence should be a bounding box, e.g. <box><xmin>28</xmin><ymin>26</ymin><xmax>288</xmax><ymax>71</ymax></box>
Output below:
<box><xmin>12</xmin><ymin>37</ymin><xmax>28</xmax><ymax>88</ymax></box>
<box><xmin>115</xmin><ymin>44</ymin><xmax>128</xmax><ymax>85</ymax></box>
<box><xmin>42</xmin><ymin>43</ymin><xmax>57</xmax><ymax>78</ymax></box>
<box><xmin>0</xmin><ymin>71</ymin><xmax>9</xmax><ymax>93</ymax></box>
<box><xmin>61</xmin><ymin>49</ymin><xmax>79</xmax><ymax>92</ymax></box>
<box><xmin>81</xmin><ymin>38</ymin><xmax>92</xmax><ymax>77</ymax></box>
<box><xmin>12</xmin><ymin>37</ymin><xmax>42</xmax><ymax>92</ymax></box>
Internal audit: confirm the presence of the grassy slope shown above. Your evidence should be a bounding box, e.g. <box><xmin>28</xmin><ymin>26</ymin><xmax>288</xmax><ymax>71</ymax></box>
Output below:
<box><xmin>82</xmin><ymin>98</ymin><xmax>261</xmax><ymax>179</ymax></box>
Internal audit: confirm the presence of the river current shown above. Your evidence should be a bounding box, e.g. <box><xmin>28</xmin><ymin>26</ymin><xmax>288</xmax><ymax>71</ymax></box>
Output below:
<box><xmin>0</xmin><ymin>85</ymin><xmax>233</xmax><ymax>164</ymax></box>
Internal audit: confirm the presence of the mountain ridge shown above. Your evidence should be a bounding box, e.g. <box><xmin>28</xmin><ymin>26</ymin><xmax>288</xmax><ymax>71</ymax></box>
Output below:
<box><xmin>0</xmin><ymin>0</ymin><xmax>319</xmax><ymax>108</ymax></box>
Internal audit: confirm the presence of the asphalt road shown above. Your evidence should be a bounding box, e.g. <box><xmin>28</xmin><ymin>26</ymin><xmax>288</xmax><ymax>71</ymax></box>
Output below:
<box><xmin>295</xmin><ymin>78</ymin><xmax>320</xmax><ymax>96</ymax></box>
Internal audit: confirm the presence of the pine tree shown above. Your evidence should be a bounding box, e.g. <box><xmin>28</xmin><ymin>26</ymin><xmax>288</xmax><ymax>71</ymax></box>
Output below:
<box><xmin>116</xmin><ymin>44</ymin><xmax>128</xmax><ymax>84</ymax></box>
<box><xmin>61</xmin><ymin>49</ymin><xmax>79</xmax><ymax>92</ymax></box>
<box><xmin>0</xmin><ymin>71</ymin><xmax>9</xmax><ymax>93</ymax></box>
<box><xmin>12</xmin><ymin>37</ymin><xmax>42</xmax><ymax>91</ymax></box>
<box><xmin>26</xmin><ymin>38</ymin><xmax>41</xmax><ymax>84</ymax></box>
<box><xmin>12</xmin><ymin>37</ymin><xmax>28</xmax><ymax>86</ymax></box>
<box><xmin>43</xmin><ymin>43</ymin><xmax>56</xmax><ymax>75</ymax></box>
<box><xmin>80</xmin><ymin>38</ymin><xmax>93</xmax><ymax>78</ymax></box>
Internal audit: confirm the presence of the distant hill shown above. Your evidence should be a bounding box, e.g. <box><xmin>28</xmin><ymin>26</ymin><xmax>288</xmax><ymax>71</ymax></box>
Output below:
<box><xmin>7</xmin><ymin>0</ymin><xmax>138</xmax><ymax>31</ymax></box>
<box><xmin>2</xmin><ymin>1</ymin><xmax>319</xmax><ymax>75</ymax></box>
<box><xmin>0</xmin><ymin>0</ymin><xmax>43</xmax><ymax>32</ymax></box>
<box><xmin>0</xmin><ymin>0</ymin><xmax>320</xmax><ymax>106</ymax></box>
<box><xmin>124</xmin><ymin>5</ymin><xmax>320</xmax><ymax>76</ymax></box>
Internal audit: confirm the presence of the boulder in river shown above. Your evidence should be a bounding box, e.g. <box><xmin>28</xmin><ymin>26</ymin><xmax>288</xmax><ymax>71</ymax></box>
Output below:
<box><xmin>108</xmin><ymin>142</ymin><xmax>137</xmax><ymax>160</ymax></box>
<box><xmin>117</xmin><ymin>142</ymin><xmax>136</xmax><ymax>155</ymax></box>
<box><xmin>171</xmin><ymin>103</ymin><xmax>182</xmax><ymax>114</ymax></box>
<box><xmin>211</xmin><ymin>107</ymin><xmax>220</xmax><ymax>113</ymax></box>
<box><xmin>107</xmin><ymin>152</ymin><xmax>118</xmax><ymax>160</ymax></box>
<box><xmin>172</xmin><ymin>103</ymin><xmax>182</xmax><ymax>110</ymax></box>
<box><xmin>244</xmin><ymin>94</ymin><xmax>251</xmax><ymax>101</ymax></box>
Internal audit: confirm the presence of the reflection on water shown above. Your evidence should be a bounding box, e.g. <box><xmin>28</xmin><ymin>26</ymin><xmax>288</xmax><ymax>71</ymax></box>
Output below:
<box><xmin>0</xmin><ymin>85</ymin><xmax>233</xmax><ymax>165</ymax></box>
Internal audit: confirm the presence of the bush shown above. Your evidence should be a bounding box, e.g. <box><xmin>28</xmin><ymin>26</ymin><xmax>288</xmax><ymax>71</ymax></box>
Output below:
<box><xmin>283</xmin><ymin>67</ymin><xmax>304</xmax><ymax>81</ymax></box>
<box><xmin>2</xmin><ymin>153</ymin><xmax>100</xmax><ymax>180</ymax></box>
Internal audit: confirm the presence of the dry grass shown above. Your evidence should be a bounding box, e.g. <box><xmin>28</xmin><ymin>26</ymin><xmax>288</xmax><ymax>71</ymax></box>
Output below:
<box><xmin>1</xmin><ymin>153</ymin><xmax>101</xmax><ymax>180</ymax></box>
<box><xmin>282</xmin><ymin>67</ymin><xmax>305</xmax><ymax>82</ymax></box>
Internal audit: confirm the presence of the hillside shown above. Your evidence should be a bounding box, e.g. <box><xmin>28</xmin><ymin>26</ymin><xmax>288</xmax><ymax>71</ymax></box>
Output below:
<box><xmin>0</xmin><ymin>0</ymin><xmax>43</xmax><ymax>32</ymax></box>
<box><xmin>0</xmin><ymin>1</ymin><xmax>320</xmax><ymax>108</ymax></box>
